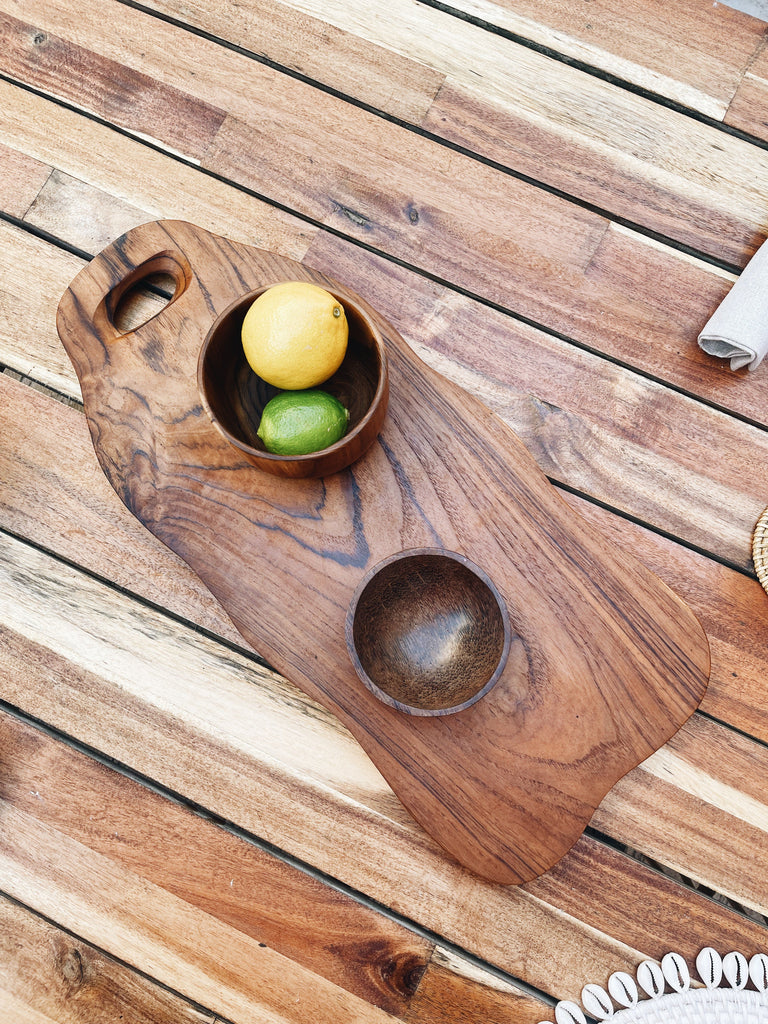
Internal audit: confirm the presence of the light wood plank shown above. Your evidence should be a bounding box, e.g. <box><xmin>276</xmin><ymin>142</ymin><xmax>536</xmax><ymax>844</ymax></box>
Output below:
<box><xmin>596</xmin><ymin>712</ymin><xmax>768</xmax><ymax>917</ymax></box>
<box><xmin>0</xmin><ymin>893</ymin><xmax>216</xmax><ymax>1024</ymax></box>
<box><xmin>0</xmin><ymin>710</ymin><xmax>506</xmax><ymax>1021</ymax></box>
<box><xmin>0</xmin><ymin>81</ymin><xmax>315</xmax><ymax>264</ymax></box>
<box><xmin>3</xmin><ymin>64</ymin><xmax>768</xmax><ymax>429</ymax></box>
<box><xmin>156</xmin><ymin>0</ymin><xmax>768</xmax><ymax>264</ymax></box>
<box><xmin>0</xmin><ymin>8</ymin><xmax>226</xmax><ymax>162</ymax></box>
<box><xmin>155</xmin><ymin>0</ymin><xmax>445</xmax><ymax>124</ymax></box>
<box><xmin>0</xmin><ymin>804</ymin><xmax>402</xmax><ymax>1024</ymax></box>
<box><xmin>0</xmin><ymin>224</ymin><xmax>84</xmax><ymax>396</ymax></box>
<box><xmin>0</xmin><ymin>369</ymin><xmax>244</xmax><ymax>642</ymax></box>
<box><xmin>1</xmin><ymin>532</ymin><xmax>767</xmax><ymax>1004</ymax></box>
<box><xmin>726</xmin><ymin>41</ymin><xmax>768</xmax><ymax>140</ymax></box>
<box><xmin>430</xmin><ymin>0</ymin><xmax>766</xmax><ymax>118</ymax></box>
<box><xmin>24</xmin><ymin>170</ymin><xmax>162</xmax><ymax>257</ymax></box>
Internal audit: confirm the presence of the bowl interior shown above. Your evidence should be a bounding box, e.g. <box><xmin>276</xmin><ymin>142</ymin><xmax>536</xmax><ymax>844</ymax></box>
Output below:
<box><xmin>199</xmin><ymin>286</ymin><xmax>383</xmax><ymax>457</ymax></box>
<box><xmin>347</xmin><ymin>550</ymin><xmax>510</xmax><ymax>715</ymax></box>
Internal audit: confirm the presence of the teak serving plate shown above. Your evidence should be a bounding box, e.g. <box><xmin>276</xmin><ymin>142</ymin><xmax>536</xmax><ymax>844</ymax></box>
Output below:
<box><xmin>56</xmin><ymin>219</ymin><xmax>711</xmax><ymax>884</ymax></box>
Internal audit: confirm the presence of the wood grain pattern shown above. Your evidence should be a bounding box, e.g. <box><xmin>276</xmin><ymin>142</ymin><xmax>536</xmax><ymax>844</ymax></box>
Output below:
<box><xmin>149</xmin><ymin>0</ymin><xmax>768</xmax><ymax>265</ymax></box>
<box><xmin>597</xmin><ymin>713</ymin><xmax>768</xmax><ymax>917</ymax></box>
<box><xmin>0</xmin><ymin>894</ymin><xmax>216</xmax><ymax>1024</ymax></box>
<box><xmin>0</xmin><ymin>141</ymin><xmax>50</xmax><ymax>218</ymax></box>
<box><xmin>0</xmin><ymin>808</ymin><xmax>401</xmax><ymax>1024</ymax></box>
<box><xmin>726</xmin><ymin>41</ymin><xmax>768</xmax><ymax>141</ymax></box>
<box><xmin>304</xmin><ymin>232</ymin><xmax>768</xmax><ymax>568</ymax></box>
<box><xmin>439</xmin><ymin>0</ymin><xmax>766</xmax><ymax>117</ymax></box>
<box><xmin>55</xmin><ymin>218</ymin><xmax>709</xmax><ymax>884</ymax></box>
<box><xmin>6</xmin><ymin>73</ymin><xmax>768</xmax><ymax>432</ymax></box>
<box><xmin>0</xmin><ymin>371</ymin><xmax>244</xmax><ymax>644</ymax></box>
<box><xmin>0</xmin><ymin>712</ymin><xmax>433</xmax><ymax>1017</ymax></box>
<box><xmin>143</xmin><ymin>0</ymin><xmax>446</xmax><ymax>124</ymax></box>
<box><xmin>0</xmin><ymin>532</ymin><xmax>765</xmax><ymax>1005</ymax></box>
<box><xmin>3</xmin><ymin>201</ymin><xmax>766</xmax><ymax>573</ymax></box>
<box><xmin>2</xmin><ymin>366</ymin><xmax>766</xmax><ymax>747</ymax></box>
<box><xmin>0</xmin><ymin>80</ymin><xmax>316</xmax><ymax>265</ymax></box>
<box><xmin>0</xmin><ymin>9</ymin><xmax>226</xmax><ymax>161</ymax></box>
<box><xmin>2</xmin><ymin>0</ymin><xmax>768</xmax><ymax>1018</ymax></box>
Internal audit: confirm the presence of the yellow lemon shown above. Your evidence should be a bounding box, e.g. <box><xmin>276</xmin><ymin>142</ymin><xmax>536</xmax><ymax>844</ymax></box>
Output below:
<box><xmin>257</xmin><ymin>390</ymin><xmax>349</xmax><ymax>456</ymax></box>
<box><xmin>242</xmin><ymin>281</ymin><xmax>348</xmax><ymax>390</ymax></box>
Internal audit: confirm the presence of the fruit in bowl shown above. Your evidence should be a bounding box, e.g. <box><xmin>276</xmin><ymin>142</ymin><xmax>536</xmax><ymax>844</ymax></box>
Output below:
<box><xmin>198</xmin><ymin>275</ymin><xmax>388</xmax><ymax>478</ymax></box>
<box><xmin>241</xmin><ymin>281</ymin><xmax>353</xmax><ymax>456</ymax></box>
<box><xmin>242</xmin><ymin>281</ymin><xmax>348</xmax><ymax>390</ymax></box>
<box><xmin>257</xmin><ymin>389</ymin><xmax>349</xmax><ymax>456</ymax></box>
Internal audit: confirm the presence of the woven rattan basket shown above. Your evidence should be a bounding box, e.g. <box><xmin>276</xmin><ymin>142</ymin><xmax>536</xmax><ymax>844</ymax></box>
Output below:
<box><xmin>753</xmin><ymin>506</ymin><xmax>768</xmax><ymax>595</ymax></box>
<box><xmin>539</xmin><ymin>950</ymin><xmax>768</xmax><ymax>1024</ymax></box>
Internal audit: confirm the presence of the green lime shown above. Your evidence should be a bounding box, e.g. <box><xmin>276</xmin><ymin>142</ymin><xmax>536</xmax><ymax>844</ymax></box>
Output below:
<box><xmin>257</xmin><ymin>389</ymin><xmax>349</xmax><ymax>456</ymax></box>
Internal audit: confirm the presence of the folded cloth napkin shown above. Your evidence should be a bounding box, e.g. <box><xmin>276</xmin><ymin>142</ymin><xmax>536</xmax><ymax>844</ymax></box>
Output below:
<box><xmin>698</xmin><ymin>238</ymin><xmax>768</xmax><ymax>371</ymax></box>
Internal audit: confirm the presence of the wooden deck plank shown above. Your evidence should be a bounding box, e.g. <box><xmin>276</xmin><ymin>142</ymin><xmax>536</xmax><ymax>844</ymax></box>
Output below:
<box><xmin>0</xmin><ymin>711</ymin><xmax>465</xmax><ymax>1020</ymax></box>
<box><xmin>431</xmin><ymin>0</ymin><xmax>767</xmax><ymax>118</ymax></box>
<box><xmin>0</xmin><ymin>142</ymin><xmax>51</xmax><ymax>219</ymax></box>
<box><xmin>0</xmin><ymin>894</ymin><xmax>216</xmax><ymax>1024</ymax></box>
<box><xmin>0</xmin><ymin>10</ymin><xmax>227</xmax><ymax>162</ymax></box>
<box><xmin>3</xmin><ymin>70</ymin><xmax>768</xmax><ymax>429</ymax></box>
<box><xmin>0</xmin><ymin>369</ymin><xmax>243</xmax><ymax>644</ymax></box>
<box><xmin>0</xmin><ymin>224</ymin><xmax>83</xmax><ymax>396</ymax></box>
<box><xmin>725</xmin><ymin>41</ymin><xmax>768</xmax><ymax>140</ymax></box>
<box><xmin>597</xmin><ymin>712</ymin><xmax>768</xmax><ymax>917</ymax></box>
<box><xmin>146</xmin><ymin>0</ymin><xmax>768</xmax><ymax>265</ymax></box>
<box><xmin>1</xmin><ymin>530</ymin><xmax>767</xmax><ymax>1004</ymax></box>
<box><xmin>0</xmin><ymin>806</ymin><xmax>402</xmax><ymax>1024</ymax></box>
<box><xmin>1</xmin><ymin>367</ymin><xmax>766</xmax><ymax>751</ymax></box>
<box><xmin>0</xmin><ymin>81</ymin><xmax>315</xmax><ymax>265</ymax></box>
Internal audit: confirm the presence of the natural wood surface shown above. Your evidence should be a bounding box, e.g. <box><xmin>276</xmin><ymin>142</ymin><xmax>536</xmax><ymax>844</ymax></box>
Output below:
<box><xmin>727</xmin><ymin>41</ymin><xmax>768</xmax><ymax>140</ymax></box>
<box><xmin>1</xmin><ymin>368</ymin><xmax>766</xmax><ymax>746</ymax></box>
<box><xmin>4</xmin><ymin>209</ymin><xmax>768</xmax><ymax>577</ymax></box>
<box><xmin>0</xmin><ymin>894</ymin><xmax>217</xmax><ymax>1024</ymax></box>
<box><xmin>55</xmin><ymin>218</ymin><xmax>709</xmax><ymax>885</ymax></box>
<box><xmin>3</xmin><ymin>0</ymin><xmax>768</xmax><ymax>1019</ymax></box>
<box><xmin>0</xmin><ymin>528</ymin><xmax>765</xmax><ymax>1004</ymax></box>
<box><xmin>139</xmin><ymin>0</ymin><xmax>768</xmax><ymax>263</ymax></box>
<box><xmin>5</xmin><ymin>67</ymin><xmax>768</xmax><ymax>433</ymax></box>
<box><xmin>438</xmin><ymin>0</ymin><xmax>767</xmax><ymax>118</ymax></box>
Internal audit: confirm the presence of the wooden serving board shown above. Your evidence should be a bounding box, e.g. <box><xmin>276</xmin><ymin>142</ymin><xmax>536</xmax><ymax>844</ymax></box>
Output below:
<box><xmin>56</xmin><ymin>219</ymin><xmax>711</xmax><ymax>884</ymax></box>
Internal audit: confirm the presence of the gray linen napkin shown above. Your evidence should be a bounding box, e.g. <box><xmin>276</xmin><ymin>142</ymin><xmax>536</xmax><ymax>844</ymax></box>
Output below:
<box><xmin>698</xmin><ymin>239</ymin><xmax>768</xmax><ymax>371</ymax></box>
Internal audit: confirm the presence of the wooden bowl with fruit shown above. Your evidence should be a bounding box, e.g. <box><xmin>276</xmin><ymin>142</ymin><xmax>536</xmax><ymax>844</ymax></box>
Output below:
<box><xmin>198</xmin><ymin>281</ymin><xmax>389</xmax><ymax>478</ymax></box>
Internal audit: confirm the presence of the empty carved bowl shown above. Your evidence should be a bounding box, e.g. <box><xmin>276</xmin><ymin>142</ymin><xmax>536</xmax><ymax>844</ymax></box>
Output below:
<box><xmin>346</xmin><ymin>549</ymin><xmax>511</xmax><ymax>716</ymax></box>
<box><xmin>197</xmin><ymin>282</ymin><xmax>388</xmax><ymax>478</ymax></box>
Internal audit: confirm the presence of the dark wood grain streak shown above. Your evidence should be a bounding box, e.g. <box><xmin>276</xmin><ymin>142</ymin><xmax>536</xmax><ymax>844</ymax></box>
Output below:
<box><xmin>55</xmin><ymin>219</ymin><xmax>710</xmax><ymax>884</ymax></box>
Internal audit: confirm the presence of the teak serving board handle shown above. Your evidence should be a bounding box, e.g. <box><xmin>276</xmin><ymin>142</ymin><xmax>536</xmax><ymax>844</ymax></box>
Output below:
<box><xmin>56</xmin><ymin>220</ymin><xmax>710</xmax><ymax>884</ymax></box>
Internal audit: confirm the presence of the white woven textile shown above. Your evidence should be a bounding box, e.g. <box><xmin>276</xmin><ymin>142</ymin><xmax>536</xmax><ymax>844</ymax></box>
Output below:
<box><xmin>539</xmin><ymin>950</ymin><xmax>768</xmax><ymax>1024</ymax></box>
